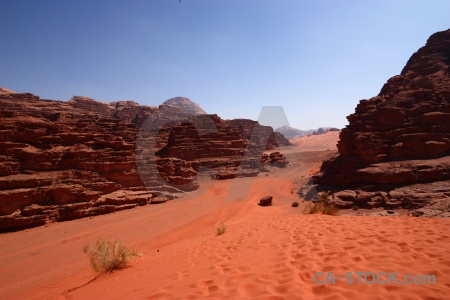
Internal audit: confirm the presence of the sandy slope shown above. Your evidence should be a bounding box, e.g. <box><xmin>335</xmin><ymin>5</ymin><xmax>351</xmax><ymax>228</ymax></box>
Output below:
<box><xmin>1</xmin><ymin>136</ymin><xmax>449</xmax><ymax>299</ymax></box>
<box><xmin>290</xmin><ymin>131</ymin><xmax>340</xmax><ymax>152</ymax></box>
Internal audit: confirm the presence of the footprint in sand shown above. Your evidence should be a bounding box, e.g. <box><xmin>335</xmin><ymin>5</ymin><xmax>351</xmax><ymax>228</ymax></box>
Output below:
<box><xmin>267</xmin><ymin>282</ymin><xmax>293</xmax><ymax>294</ymax></box>
<box><xmin>196</xmin><ymin>279</ymin><xmax>220</xmax><ymax>296</ymax></box>
<box><xmin>237</xmin><ymin>265</ymin><xmax>253</xmax><ymax>272</ymax></box>
<box><xmin>145</xmin><ymin>291</ymin><xmax>172</xmax><ymax>299</ymax></box>
<box><xmin>237</xmin><ymin>283</ymin><xmax>263</xmax><ymax>297</ymax></box>
<box><xmin>214</xmin><ymin>263</ymin><xmax>232</xmax><ymax>274</ymax></box>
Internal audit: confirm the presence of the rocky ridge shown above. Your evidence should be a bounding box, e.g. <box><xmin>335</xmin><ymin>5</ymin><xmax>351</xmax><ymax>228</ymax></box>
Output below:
<box><xmin>310</xmin><ymin>29</ymin><xmax>450</xmax><ymax>217</ymax></box>
<box><xmin>0</xmin><ymin>91</ymin><xmax>288</xmax><ymax>231</ymax></box>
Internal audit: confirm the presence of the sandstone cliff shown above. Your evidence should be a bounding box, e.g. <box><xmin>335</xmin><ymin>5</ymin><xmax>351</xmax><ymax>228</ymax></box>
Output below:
<box><xmin>0</xmin><ymin>92</ymin><xmax>286</xmax><ymax>231</ymax></box>
<box><xmin>311</xmin><ymin>29</ymin><xmax>450</xmax><ymax>216</ymax></box>
<box><xmin>227</xmin><ymin>119</ymin><xmax>291</xmax><ymax>150</ymax></box>
<box><xmin>0</xmin><ymin>92</ymin><xmax>190</xmax><ymax>231</ymax></box>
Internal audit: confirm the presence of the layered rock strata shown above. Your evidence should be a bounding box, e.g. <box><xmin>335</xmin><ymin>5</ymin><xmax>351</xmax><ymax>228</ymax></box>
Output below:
<box><xmin>162</xmin><ymin>97</ymin><xmax>206</xmax><ymax>115</ymax></box>
<box><xmin>149</xmin><ymin>115</ymin><xmax>271</xmax><ymax>181</ymax></box>
<box><xmin>261</xmin><ymin>152</ymin><xmax>289</xmax><ymax>167</ymax></box>
<box><xmin>0</xmin><ymin>92</ymin><xmax>195</xmax><ymax>231</ymax></box>
<box><xmin>227</xmin><ymin>119</ymin><xmax>291</xmax><ymax>150</ymax></box>
<box><xmin>311</xmin><ymin>29</ymin><xmax>450</xmax><ymax>216</ymax></box>
<box><xmin>0</xmin><ymin>91</ymin><xmax>286</xmax><ymax>231</ymax></box>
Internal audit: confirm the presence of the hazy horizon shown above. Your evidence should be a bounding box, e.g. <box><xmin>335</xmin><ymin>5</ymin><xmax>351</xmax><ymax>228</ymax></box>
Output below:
<box><xmin>1</xmin><ymin>0</ymin><xmax>449</xmax><ymax>129</ymax></box>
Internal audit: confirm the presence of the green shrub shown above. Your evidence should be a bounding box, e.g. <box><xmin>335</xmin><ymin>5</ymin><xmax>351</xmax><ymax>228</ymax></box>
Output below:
<box><xmin>83</xmin><ymin>239</ymin><xmax>140</xmax><ymax>273</ymax></box>
<box><xmin>291</xmin><ymin>201</ymin><xmax>299</xmax><ymax>207</ymax></box>
<box><xmin>352</xmin><ymin>205</ymin><xmax>359</xmax><ymax>210</ymax></box>
<box><xmin>217</xmin><ymin>223</ymin><xmax>226</xmax><ymax>235</ymax></box>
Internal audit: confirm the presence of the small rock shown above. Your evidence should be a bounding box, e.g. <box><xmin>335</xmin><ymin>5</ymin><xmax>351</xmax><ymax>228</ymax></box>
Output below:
<box><xmin>259</xmin><ymin>196</ymin><xmax>273</xmax><ymax>206</ymax></box>
<box><xmin>151</xmin><ymin>197</ymin><xmax>168</xmax><ymax>204</ymax></box>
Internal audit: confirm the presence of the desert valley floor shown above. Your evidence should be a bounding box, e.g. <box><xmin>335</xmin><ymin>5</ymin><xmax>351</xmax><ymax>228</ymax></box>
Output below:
<box><xmin>0</xmin><ymin>132</ymin><xmax>449</xmax><ymax>300</ymax></box>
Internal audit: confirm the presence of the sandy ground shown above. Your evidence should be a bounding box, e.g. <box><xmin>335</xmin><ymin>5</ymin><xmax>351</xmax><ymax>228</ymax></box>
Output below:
<box><xmin>1</xmin><ymin>133</ymin><xmax>449</xmax><ymax>299</ymax></box>
<box><xmin>290</xmin><ymin>131</ymin><xmax>340</xmax><ymax>152</ymax></box>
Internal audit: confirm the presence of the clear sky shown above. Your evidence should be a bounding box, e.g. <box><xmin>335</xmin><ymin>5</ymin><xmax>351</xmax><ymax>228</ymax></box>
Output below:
<box><xmin>1</xmin><ymin>0</ymin><xmax>449</xmax><ymax>129</ymax></box>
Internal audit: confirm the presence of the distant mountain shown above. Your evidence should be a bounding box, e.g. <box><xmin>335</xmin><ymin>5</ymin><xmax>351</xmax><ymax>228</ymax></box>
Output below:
<box><xmin>275</xmin><ymin>125</ymin><xmax>339</xmax><ymax>139</ymax></box>
<box><xmin>313</xmin><ymin>127</ymin><xmax>340</xmax><ymax>135</ymax></box>
<box><xmin>275</xmin><ymin>126</ymin><xmax>313</xmax><ymax>138</ymax></box>
<box><xmin>162</xmin><ymin>97</ymin><xmax>206</xmax><ymax>115</ymax></box>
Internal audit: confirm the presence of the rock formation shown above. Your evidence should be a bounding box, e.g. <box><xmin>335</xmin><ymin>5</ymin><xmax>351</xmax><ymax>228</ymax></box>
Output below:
<box><xmin>152</xmin><ymin>115</ymin><xmax>287</xmax><ymax>180</ymax></box>
<box><xmin>227</xmin><ymin>119</ymin><xmax>291</xmax><ymax>150</ymax></box>
<box><xmin>261</xmin><ymin>152</ymin><xmax>288</xmax><ymax>167</ymax></box>
<box><xmin>0</xmin><ymin>91</ymin><xmax>288</xmax><ymax>231</ymax></box>
<box><xmin>0</xmin><ymin>92</ymin><xmax>191</xmax><ymax>231</ymax></box>
<box><xmin>313</xmin><ymin>127</ymin><xmax>340</xmax><ymax>135</ymax></box>
<box><xmin>162</xmin><ymin>97</ymin><xmax>206</xmax><ymax>115</ymax></box>
<box><xmin>311</xmin><ymin>29</ymin><xmax>450</xmax><ymax>216</ymax></box>
<box><xmin>0</xmin><ymin>87</ymin><xmax>16</xmax><ymax>94</ymax></box>
<box><xmin>259</xmin><ymin>195</ymin><xmax>273</xmax><ymax>206</ymax></box>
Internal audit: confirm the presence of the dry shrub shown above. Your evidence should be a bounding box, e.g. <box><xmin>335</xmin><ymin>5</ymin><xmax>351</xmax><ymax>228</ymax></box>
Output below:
<box><xmin>83</xmin><ymin>239</ymin><xmax>140</xmax><ymax>273</ymax></box>
<box><xmin>303</xmin><ymin>192</ymin><xmax>339</xmax><ymax>216</ymax></box>
<box><xmin>216</xmin><ymin>223</ymin><xmax>226</xmax><ymax>235</ymax></box>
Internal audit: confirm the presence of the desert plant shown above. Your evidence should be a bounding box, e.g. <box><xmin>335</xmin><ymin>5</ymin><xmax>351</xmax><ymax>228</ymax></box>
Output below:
<box><xmin>291</xmin><ymin>201</ymin><xmax>299</xmax><ymax>207</ymax></box>
<box><xmin>303</xmin><ymin>192</ymin><xmax>339</xmax><ymax>216</ymax></box>
<box><xmin>352</xmin><ymin>205</ymin><xmax>359</xmax><ymax>211</ymax></box>
<box><xmin>322</xmin><ymin>203</ymin><xmax>340</xmax><ymax>215</ymax></box>
<box><xmin>83</xmin><ymin>239</ymin><xmax>140</xmax><ymax>273</ymax></box>
<box><xmin>303</xmin><ymin>202</ymin><xmax>310</xmax><ymax>213</ymax></box>
<box><xmin>303</xmin><ymin>201</ymin><xmax>323</xmax><ymax>214</ymax></box>
<box><xmin>216</xmin><ymin>222</ymin><xmax>226</xmax><ymax>235</ymax></box>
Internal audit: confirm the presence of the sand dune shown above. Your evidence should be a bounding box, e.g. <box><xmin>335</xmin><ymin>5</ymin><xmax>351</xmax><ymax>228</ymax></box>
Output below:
<box><xmin>57</xmin><ymin>214</ymin><xmax>450</xmax><ymax>300</ymax></box>
<box><xmin>290</xmin><ymin>131</ymin><xmax>340</xmax><ymax>152</ymax></box>
<box><xmin>1</xmin><ymin>143</ymin><xmax>449</xmax><ymax>299</ymax></box>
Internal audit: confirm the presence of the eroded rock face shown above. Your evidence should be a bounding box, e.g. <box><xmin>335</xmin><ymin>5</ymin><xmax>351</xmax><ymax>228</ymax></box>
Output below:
<box><xmin>0</xmin><ymin>93</ymin><xmax>204</xmax><ymax>231</ymax></box>
<box><xmin>227</xmin><ymin>119</ymin><xmax>291</xmax><ymax>150</ymax></box>
<box><xmin>312</xmin><ymin>29</ymin><xmax>450</xmax><ymax>215</ymax></box>
<box><xmin>0</xmin><ymin>94</ymin><xmax>197</xmax><ymax>231</ymax></box>
<box><xmin>162</xmin><ymin>97</ymin><xmax>206</xmax><ymax>115</ymax></box>
<box><xmin>261</xmin><ymin>152</ymin><xmax>289</xmax><ymax>167</ymax></box>
<box><xmin>153</xmin><ymin>114</ymin><xmax>267</xmax><ymax>180</ymax></box>
<box><xmin>0</xmin><ymin>92</ymin><xmax>287</xmax><ymax>231</ymax></box>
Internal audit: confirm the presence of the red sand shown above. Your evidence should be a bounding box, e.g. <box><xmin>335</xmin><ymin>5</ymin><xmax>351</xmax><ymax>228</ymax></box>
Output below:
<box><xmin>1</xmin><ymin>134</ymin><xmax>449</xmax><ymax>299</ymax></box>
<box><xmin>290</xmin><ymin>131</ymin><xmax>340</xmax><ymax>152</ymax></box>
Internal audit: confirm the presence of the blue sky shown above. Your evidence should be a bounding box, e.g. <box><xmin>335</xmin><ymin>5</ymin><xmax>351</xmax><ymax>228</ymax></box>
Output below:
<box><xmin>1</xmin><ymin>0</ymin><xmax>449</xmax><ymax>129</ymax></box>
